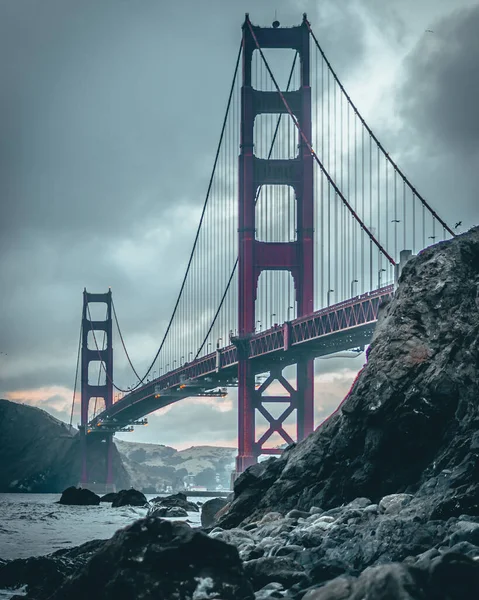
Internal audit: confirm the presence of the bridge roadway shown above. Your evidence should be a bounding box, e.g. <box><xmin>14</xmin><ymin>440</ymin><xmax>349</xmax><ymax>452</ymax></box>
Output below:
<box><xmin>87</xmin><ymin>285</ymin><xmax>394</xmax><ymax>433</ymax></box>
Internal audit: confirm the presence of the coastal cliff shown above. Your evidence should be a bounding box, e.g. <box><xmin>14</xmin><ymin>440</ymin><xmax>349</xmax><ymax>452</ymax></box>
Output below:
<box><xmin>0</xmin><ymin>400</ymin><xmax>130</xmax><ymax>492</ymax></box>
<box><xmin>220</xmin><ymin>226</ymin><xmax>479</xmax><ymax>528</ymax></box>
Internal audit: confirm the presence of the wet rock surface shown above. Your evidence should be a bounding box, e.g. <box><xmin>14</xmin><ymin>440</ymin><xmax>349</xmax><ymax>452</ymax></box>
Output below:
<box><xmin>100</xmin><ymin>492</ymin><xmax>118</xmax><ymax>503</ymax></box>
<box><xmin>0</xmin><ymin>399</ymin><xmax>130</xmax><ymax>493</ymax></box>
<box><xmin>37</xmin><ymin>518</ymin><xmax>251</xmax><ymax>600</ymax></box>
<box><xmin>208</xmin><ymin>494</ymin><xmax>479</xmax><ymax>596</ymax></box>
<box><xmin>201</xmin><ymin>497</ymin><xmax>229</xmax><ymax>527</ymax></box>
<box><xmin>0</xmin><ymin>540</ymin><xmax>105</xmax><ymax>599</ymax></box>
<box><xmin>57</xmin><ymin>486</ymin><xmax>100</xmax><ymax>506</ymax></box>
<box><xmin>149</xmin><ymin>505</ymin><xmax>188</xmax><ymax>518</ymax></box>
<box><xmin>150</xmin><ymin>492</ymin><xmax>199</xmax><ymax>512</ymax></box>
<box><xmin>111</xmin><ymin>488</ymin><xmax>148</xmax><ymax>507</ymax></box>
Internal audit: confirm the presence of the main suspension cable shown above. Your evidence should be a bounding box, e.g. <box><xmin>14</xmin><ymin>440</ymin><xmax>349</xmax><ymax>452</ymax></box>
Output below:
<box><xmin>87</xmin><ymin>304</ymin><xmax>128</xmax><ymax>392</ymax></box>
<box><xmin>111</xmin><ymin>298</ymin><xmax>143</xmax><ymax>382</ymax></box>
<box><xmin>304</xmin><ymin>18</ymin><xmax>455</xmax><ymax>238</ymax></box>
<box><xmin>93</xmin><ymin>41</ymin><xmax>243</xmax><ymax>394</ymax></box>
<box><xmin>69</xmin><ymin>317</ymin><xmax>82</xmax><ymax>431</ymax></box>
<box><xmin>194</xmin><ymin>51</ymin><xmax>300</xmax><ymax>357</ymax></box>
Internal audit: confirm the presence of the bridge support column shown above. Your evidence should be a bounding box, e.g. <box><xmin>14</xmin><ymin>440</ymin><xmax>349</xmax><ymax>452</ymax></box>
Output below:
<box><xmin>296</xmin><ymin>359</ymin><xmax>314</xmax><ymax>440</ymax></box>
<box><xmin>80</xmin><ymin>288</ymin><xmax>115</xmax><ymax>492</ymax></box>
<box><xmin>236</xmin><ymin>15</ymin><xmax>314</xmax><ymax>473</ymax></box>
<box><xmin>236</xmin><ymin>359</ymin><xmax>256</xmax><ymax>472</ymax></box>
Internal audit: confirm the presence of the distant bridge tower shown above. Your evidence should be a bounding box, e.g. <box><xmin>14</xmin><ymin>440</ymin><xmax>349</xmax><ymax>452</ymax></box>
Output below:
<box><xmin>236</xmin><ymin>15</ymin><xmax>314</xmax><ymax>472</ymax></box>
<box><xmin>80</xmin><ymin>288</ymin><xmax>115</xmax><ymax>492</ymax></box>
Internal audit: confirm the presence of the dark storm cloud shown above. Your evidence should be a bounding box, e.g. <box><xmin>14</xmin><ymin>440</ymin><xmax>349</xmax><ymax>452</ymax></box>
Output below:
<box><xmin>391</xmin><ymin>3</ymin><xmax>479</xmax><ymax>230</ymax></box>
<box><xmin>398</xmin><ymin>4</ymin><xmax>479</xmax><ymax>154</ymax></box>
<box><xmin>0</xmin><ymin>0</ymin><xmax>367</xmax><ymax>405</ymax></box>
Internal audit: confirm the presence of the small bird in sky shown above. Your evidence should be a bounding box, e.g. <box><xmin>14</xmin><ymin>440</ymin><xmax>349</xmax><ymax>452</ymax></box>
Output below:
<box><xmin>425</xmin><ymin>29</ymin><xmax>434</xmax><ymax>33</ymax></box>
<box><xmin>391</xmin><ymin>219</ymin><xmax>400</xmax><ymax>223</ymax></box>
<box><xmin>454</xmin><ymin>221</ymin><xmax>462</xmax><ymax>229</ymax></box>
<box><xmin>428</xmin><ymin>236</ymin><xmax>436</xmax><ymax>240</ymax></box>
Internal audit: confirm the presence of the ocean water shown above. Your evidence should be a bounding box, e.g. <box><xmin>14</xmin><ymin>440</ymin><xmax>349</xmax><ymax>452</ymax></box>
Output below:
<box><xmin>0</xmin><ymin>492</ymin><xmax>204</xmax><ymax>597</ymax></box>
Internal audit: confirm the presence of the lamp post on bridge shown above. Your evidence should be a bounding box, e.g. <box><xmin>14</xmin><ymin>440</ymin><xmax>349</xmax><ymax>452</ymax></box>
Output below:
<box><xmin>287</xmin><ymin>306</ymin><xmax>293</xmax><ymax>321</ymax></box>
<box><xmin>256</xmin><ymin>320</ymin><xmax>262</xmax><ymax>332</ymax></box>
<box><xmin>216</xmin><ymin>337</ymin><xmax>222</xmax><ymax>349</ymax></box>
<box><xmin>327</xmin><ymin>289</ymin><xmax>334</xmax><ymax>307</ymax></box>
<box><xmin>271</xmin><ymin>313</ymin><xmax>276</xmax><ymax>327</ymax></box>
<box><xmin>350</xmin><ymin>279</ymin><xmax>358</xmax><ymax>298</ymax></box>
<box><xmin>378</xmin><ymin>268</ymin><xmax>386</xmax><ymax>289</ymax></box>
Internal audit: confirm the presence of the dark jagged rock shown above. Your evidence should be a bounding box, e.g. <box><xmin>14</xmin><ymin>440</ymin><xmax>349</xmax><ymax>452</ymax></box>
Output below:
<box><xmin>99</xmin><ymin>492</ymin><xmax>118</xmax><ymax>503</ymax></box>
<box><xmin>219</xmin><ymin>227</ymin><xmax>479</xmax><ymax>528</ymax></box>
<box><xmin>111</xmin><ymin>488</ymin><xmax>148</xmax><ymax>507</ymax></box>
<box><xmin>0</xmin><ymin>540</ymin><xmax>105</xmax><ymax>600</ymax></box>
<box><xmin>149</xmin><ymin>505</ymin><xmax>188</xmax><ymax>518</ymax></box>
<box><xmin>208</xmin><ymin>496</ymin><xmax>479</xmax><ymax>591</ymax></box>
<box><xmin>302</xmin><ymin>552</ymin><xmax>479</xmax><ymax>600</ymax></box>
<box><xmin>0</xmin><ymin>399</ymin><xmax>130</xmax><ymax>493</ymax></box>
<box><xmin>45</xmin><ymin>517</ymin><xmax>253</xmax><ymax>600</ymax></box>
<box><xmin>201</xmin><ymin>497</ymin><xmax>229</xmax><ymax>528</ymax></box>
<box><xmin>150</xmin><ymin>491</ymin><xmax>199</xmax><ymax>512</ymax></box>
<box><xmin>57</xmin><ymin>486</ymin><xmax>100</xmax><ymax>506</ymax></box>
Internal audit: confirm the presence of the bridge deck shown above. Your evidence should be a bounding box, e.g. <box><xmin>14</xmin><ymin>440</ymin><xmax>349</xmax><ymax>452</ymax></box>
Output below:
<box><xmin>88</xmin><ymin>285</ymin><xmax>393</xmax><ymax>432</ymax></box>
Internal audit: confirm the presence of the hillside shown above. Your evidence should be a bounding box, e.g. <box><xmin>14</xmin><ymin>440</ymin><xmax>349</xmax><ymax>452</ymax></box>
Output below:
<box><xmin>115</xmin><ymin>440</ymin><xmax>236</xmax><ymax>491</ymax></box>
<box><xmin>0</xmin><ymin>399</ymin><xmax>129</xmax><ymax>492</ymax></box>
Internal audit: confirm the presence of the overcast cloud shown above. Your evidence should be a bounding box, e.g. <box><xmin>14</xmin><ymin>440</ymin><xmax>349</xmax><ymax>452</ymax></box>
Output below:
<box><xmin>1</xmin><ymin>0</ymin><xmax>478</xmax><ymax>449</ymax></box>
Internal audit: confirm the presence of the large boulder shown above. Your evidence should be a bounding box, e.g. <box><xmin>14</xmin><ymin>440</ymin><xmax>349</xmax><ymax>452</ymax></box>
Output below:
<box><xmin>46</xmin><ymin>518</ymin><xmax>253</xmax><ymax>600</ymax></box>
<box><xmin>150</xmin><ymin>492</ymin><xmax>199</xmax><ymax>512</ymax></box>
<box><xmin>219</xmin><ymin>227</ymin><xmax>479</xmax><ymax>528</ymax></box>
<box><xmin>201</xmin><ymin>497</ymin><xmax>229</xmax><ymax>528</ymax></box>
<box><xmin>99</xmin><ymin>492</ymin><xmax>118</xmax><ymax>503</ymax></box>
<box><xmin>111</xmin><ymin>488</ymin><xmax>148</xmax><ymax>507</ymax></box>
<box><xmin>57</xmin><ymin>487</ymin><xmax>100</xmax><ymax>506</ymax></box>
<box><xmin>0</xmin><ymin>400</ymin><xmax>130</xmax><ymax>493</ymax></box>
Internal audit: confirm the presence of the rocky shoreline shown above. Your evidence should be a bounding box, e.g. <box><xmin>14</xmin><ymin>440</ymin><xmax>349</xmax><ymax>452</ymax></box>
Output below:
<box><xmin>1</xmin><ymin>487</ymin><xmax>479</xmax><ymax>599</ymax></box>
<box><xmin>1</xmin><ymin>227</ymin><xmax>478</xmax><ymax>598</ymax></box>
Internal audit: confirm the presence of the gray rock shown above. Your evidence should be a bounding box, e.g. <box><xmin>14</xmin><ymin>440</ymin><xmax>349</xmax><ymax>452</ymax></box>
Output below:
<box><xmin>201</xmin><ymin>497</ymin><xmax>228</xmax><ymax>528</ymax></box>
<box><xmin>286</xmin><ymin>510</ymin><xmax>311</xmax><ymax>520</ymax></box>
<box><xmin>111</xmin><ymin>488</ymin><xmax>148</xmax><ymax>507</ymax></box>
<box><xmin>449</xmin><ymin>521</ymin><xmax>479</xmax><ymax>546</ymax></box>
<box><xmin>243</xmin><ymin>556</ymin><xmax>309</xmax><ymax>591</ymax></box>
<box><xmin>150</xmin><ymin>492</ymin><xmax>199</xmax><ymax>512</ymax></box>
<box><xmin>254</xmin><ymin>582</ymin><xmax>285</xmax><ymax>600</ymax></box>
<box><xmin>57</xmin><ymin>487</ymin><xmax>100</xmax><ymax>506</ymax></box>
<box><xmin>149</xmin><ymin>505</ymin><xmax>188</xmax><ymax>518</ymax></box>
<box><xmin>378</xmin><ymin>493</ymin><xmax>414</xmax><ymax>515</ymax></box>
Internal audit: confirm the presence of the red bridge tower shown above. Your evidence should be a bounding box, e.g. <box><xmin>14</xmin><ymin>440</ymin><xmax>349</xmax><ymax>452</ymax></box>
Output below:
<box><xmin>236</xmin><ymin>15</ymin><xmax>314</xmax><ymax>472</ymax></box>
<box><xmin>80</xmin><ymin>289</ymin><xmax>115</xmax><ymax>492</ymax></box>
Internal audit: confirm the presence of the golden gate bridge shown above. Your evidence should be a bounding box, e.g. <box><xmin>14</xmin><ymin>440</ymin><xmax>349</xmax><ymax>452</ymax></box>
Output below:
<box><xmin>71</xmin><ymin>14</ymin><xmax>454</xmax><ymax>491</ymax></box>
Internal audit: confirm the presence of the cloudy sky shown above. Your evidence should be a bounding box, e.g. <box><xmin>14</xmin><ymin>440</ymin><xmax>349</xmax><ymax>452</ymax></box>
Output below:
<box><xmin>1</xmin><ymin>0</ymin><xmax>478</xmax><ymax>450</ymax></box>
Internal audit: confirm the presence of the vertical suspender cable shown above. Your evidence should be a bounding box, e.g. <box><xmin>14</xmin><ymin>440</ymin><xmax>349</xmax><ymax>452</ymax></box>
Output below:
<box><xmin>69</xmin><ymin>318</ymin><xmax>82</xmax><ymax>430</ymax></box>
